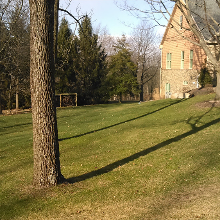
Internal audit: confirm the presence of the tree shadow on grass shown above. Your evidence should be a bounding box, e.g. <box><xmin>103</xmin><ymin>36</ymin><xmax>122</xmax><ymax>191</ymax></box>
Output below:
<box><xmin>60</xmin><ymin>99</ymin><xmax>184</xmax><ymax>141</ymax></box>
<box><xmin>0</xmin><ymin>122</ymin><xmax>32</xmax><ymax>134</ymax></box>
<box><xmin>67</xmin><ymin>103</ymin><xmax>220</xmax><ymax>184</ymax></box>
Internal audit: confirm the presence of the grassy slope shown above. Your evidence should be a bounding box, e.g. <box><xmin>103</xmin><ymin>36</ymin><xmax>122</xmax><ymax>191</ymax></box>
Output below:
<box><xmin>0</xmin><ymin>94</ymin><xmax>220</xmax><ymax>219</ymax></box>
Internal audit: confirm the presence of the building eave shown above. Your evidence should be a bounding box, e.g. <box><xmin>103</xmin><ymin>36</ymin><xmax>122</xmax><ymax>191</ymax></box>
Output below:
<box><xmin>160</xmin><ymin>4</ymin><xmax>178</xmax><ymax>46</ymax></box>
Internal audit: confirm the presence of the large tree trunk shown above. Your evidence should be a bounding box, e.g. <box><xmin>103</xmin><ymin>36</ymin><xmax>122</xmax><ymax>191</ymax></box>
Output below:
<box><xmin>54</xmin><ymin>0</ymin><xmax>59</xmax><ymax>64</ymax></box>
<box><xmin>0</xmin><ymin>93</ymin><xmax>2</xmax><ymax>114</ymax></box>
<box><xmin>140</xmin><ymin>74</ymin><xmax>144</xmax><ymax>101</ymax></box>
<box><xmin>29</xmin><ymin>0</ymin><xmax>63</xmax><ymax>187</ymax></box>
<box><xmin>16</xmin><ymin>78</ymin><xmax>19</xmax><ymax>111</ymax></box>
<box><xmin>215</xmin><ymin>68</ymin><xmax>220</xmax><ymax>100</ymax></box>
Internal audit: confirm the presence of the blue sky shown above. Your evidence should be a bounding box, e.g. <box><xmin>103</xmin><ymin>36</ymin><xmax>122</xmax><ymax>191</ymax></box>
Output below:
<box><xmin>60</xmin><ymin>0</ymin><xmax>162</xmax><ymax>36</ymax></box>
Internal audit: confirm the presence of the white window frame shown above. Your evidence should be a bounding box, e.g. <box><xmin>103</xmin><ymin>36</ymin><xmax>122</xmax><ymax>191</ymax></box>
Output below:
<box><xmin>181</xmin><ymin>51</ymin><xmax>184</xmax><ymax>69</ymax></box>
<box><xmin>166</xmin><ymin>53</ymin><xmax>172</xmax><ymax>69</ymax></box>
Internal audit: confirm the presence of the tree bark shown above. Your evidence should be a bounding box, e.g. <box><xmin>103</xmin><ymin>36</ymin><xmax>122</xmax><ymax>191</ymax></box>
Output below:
<box><xmin>54</xmin><ymin>0</ymin><xmax>59</xmax><ymax>64</ymax></box>
<box><xmin>215</xmin><ymin>66</ymin><xmax>220</xmax><ymax>100</ymax></box>
<box><xmin>140</xmin><ymin>74</ymin><xmax>144</xmax><ymax>101</ymax></box>
<box><xmin>177</xmin><ymin>0</ymin><xmax>220</xmax><ymax>99</ymax></box>
<box><xmin>29</xmin><ymin>0</ymin><xmax>63</xmax><ymax>187</ymax></box>
<box><xmin>0</xmin><ymin>93</ymin><xmax>2</xmax><ymax>114</ymax></box>
<box><xmin>16</xmin><ymin>78</ymin><xmax>19</xmax><ymax>111</ymax></box>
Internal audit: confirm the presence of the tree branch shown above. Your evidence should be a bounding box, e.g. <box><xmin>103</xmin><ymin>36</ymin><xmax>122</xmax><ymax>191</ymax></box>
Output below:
<box><xmin>58</xmin><ymin>8</ymin><xmax>84</xmax><ymax>29</ymax></box>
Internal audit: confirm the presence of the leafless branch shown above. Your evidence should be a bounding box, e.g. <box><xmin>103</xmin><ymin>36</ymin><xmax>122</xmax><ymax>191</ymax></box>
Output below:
<box><xmin>58</xmin><ymin>7</ymin><xmax>84</xmax><ymax>29</ymax></box>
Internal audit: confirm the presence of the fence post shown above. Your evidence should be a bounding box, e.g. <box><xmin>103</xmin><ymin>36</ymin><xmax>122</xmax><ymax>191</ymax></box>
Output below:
<box><xmin>60</xmin><ymin>94</ymin><xmax>62</xmax><ymax>107</ymax></box>
<box><xmin>75</xmin><ymin>93</ymin><xmax>77</xmax><ymax>106</ymax></box>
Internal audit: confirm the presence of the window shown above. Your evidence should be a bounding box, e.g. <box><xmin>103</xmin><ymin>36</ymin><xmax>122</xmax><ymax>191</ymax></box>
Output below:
<box><xmin>166</xmin><ymin>53</ymin><xmax>172</xmax><ymax>69</ymax></box>
<box><xmin>180</xmin><ymin>15</ymin><xmax>183</xmax><ymax>29</ymax></box>
<box><xmin>189</xmin><ymin>50</ymin><xmax>193</xmax><ymax>69</ymax></box>
<box><xmin>165</xmin><ymin>83</ymin><xmax>171</xmax><ymax>98</ymax></box>
<box><xmin>166</xmin><ymin>83</ymin><xmax>170</xmax><ymax>92</ymax></box>
<box><xmin>181</xmin><ymin>51</ymin><xmax>184</xmax><ymax>69</ymax></box>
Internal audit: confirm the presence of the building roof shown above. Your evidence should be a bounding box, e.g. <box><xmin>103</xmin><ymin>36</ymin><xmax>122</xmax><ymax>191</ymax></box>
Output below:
<box><xmin>160</xmin><ymin>0</ymin><xmax>220</xmax><ymax>46</ymax></box>
<box><xmin>189</xmin><ymin>0</ymin><xmax>220</xmax><ymax>41</ymax></box>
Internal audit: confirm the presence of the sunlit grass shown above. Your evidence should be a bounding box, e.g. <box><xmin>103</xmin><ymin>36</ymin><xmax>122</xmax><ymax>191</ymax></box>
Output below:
<box><xmin>1</xmin><ymin>94</ymin><xmax>220</xmax><ymax>219</ymax></box>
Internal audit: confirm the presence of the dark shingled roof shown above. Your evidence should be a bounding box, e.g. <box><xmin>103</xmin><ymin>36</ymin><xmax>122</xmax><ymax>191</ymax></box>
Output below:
<box><xmin>188</xmin><ymin>0</ymin><xmax>220</xmax><ymax>41</ymax></box>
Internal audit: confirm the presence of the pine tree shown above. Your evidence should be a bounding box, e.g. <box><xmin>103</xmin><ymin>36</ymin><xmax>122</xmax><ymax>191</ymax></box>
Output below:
<box><xmin>107</xmin><ymin>36</ymin><xmax>140</xmax><ymax>102</ymax></box>
<box><xmin>75</xmin><ymin>15</ymin><xmax>108</xmax><ymax>105</ymax></box>
<box><xmin>198</xmin><ymin>67</ymin><xmax>213</xmax><ymax>88</ymax></box>
<box><xmin>56</xmin><ymin>18</ymin><xmax>76</xmax><ymax>93</ymax></box>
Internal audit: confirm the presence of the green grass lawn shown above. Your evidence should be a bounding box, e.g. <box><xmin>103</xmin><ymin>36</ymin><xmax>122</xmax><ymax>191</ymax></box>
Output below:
<box><xmin>1</xmin><ymin>94</ymin><xmax>220</xmax><ymax>219</ymax></box>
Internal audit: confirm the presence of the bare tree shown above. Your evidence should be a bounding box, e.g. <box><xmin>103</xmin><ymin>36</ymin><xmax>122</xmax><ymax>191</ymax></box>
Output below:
<box><xmin>99</xmin><ymin>35</ymin><xmax>118</xmax><ymax>58</ymax></box>
<box><xmin>122</xmin><ymin>0</ymin><xmax>220</xmax><ymax>98</ymax></box>
<box><xmin>129</xmin><ymin>21</ymin><xmax>161</xmax><ymax>101</ymax></box>
<box><xmin>8</xmin><ymin>2</ymin><xmax>30</xmax><ymax>110</ymax></box>
<box><xmin>29</xmin><ymin>0</ymin><xmax>63</xmax><ymax>187</ymax></box>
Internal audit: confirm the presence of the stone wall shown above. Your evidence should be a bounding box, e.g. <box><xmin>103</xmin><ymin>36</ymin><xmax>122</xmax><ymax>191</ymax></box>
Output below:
<box><xmin>160</xmin><ymin>69</ymin><xmax>199</xmax><ymax>99</ymax></box>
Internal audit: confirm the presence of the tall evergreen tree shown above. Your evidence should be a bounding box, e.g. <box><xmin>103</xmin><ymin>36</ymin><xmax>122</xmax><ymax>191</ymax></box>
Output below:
<box><xmin>75</xmin><ymin>15</ymin><xmax>108</xmax><ymax>105</ymax></box>
<box><xmin>107</xmin><ymin>36</ymin><xmax>140</xmax><ymax>102</ymax></box>
<box><xmin>56</xmin><ymin>18</ymin><xmax>76</xmax><ymax>93</ymax></box>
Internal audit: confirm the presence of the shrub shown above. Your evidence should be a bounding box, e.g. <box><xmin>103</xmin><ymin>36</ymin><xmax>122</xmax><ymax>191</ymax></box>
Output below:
<box><xmin>198</xmin><ymin>67</ymin><xmax>212</xmax><ymax>87</ymax></box>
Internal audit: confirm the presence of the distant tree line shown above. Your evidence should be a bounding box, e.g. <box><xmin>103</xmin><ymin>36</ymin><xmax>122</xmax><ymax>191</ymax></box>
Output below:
<box><xmin>0</xmin><ymin>1</ymin><xmax>160</xmax><ymax>110</ymax></box>
<box><xmin>0</xmin><ymin>2</ymin><xmax>30</xmax><ymax>111</ymax></box>
<box><xmin>56</xmin><ymin>16</ymin><xmax>109</xmax><ymax>105</ymax></box>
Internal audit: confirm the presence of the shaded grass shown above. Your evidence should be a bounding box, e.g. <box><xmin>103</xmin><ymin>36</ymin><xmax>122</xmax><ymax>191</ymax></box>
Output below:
<box><xmin>1</xmin><ymin>94</ymin><xmax>220</xmax><ymax>219</ymax></box>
